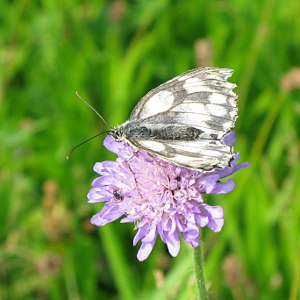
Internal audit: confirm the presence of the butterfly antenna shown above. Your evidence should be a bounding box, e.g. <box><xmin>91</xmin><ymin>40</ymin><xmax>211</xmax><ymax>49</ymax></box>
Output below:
<box><xmin>66</xmin><ymin>131</ymin><xmax>110</xmax><ymax>159</ymax></box>
<box><xmin>76</xmin><ymin>91</ymin><xmax>112</xmax><ymax>129</ymax></box>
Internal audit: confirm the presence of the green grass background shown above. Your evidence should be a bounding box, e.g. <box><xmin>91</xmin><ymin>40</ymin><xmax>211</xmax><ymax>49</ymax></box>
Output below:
<box><xmin>1</xmin><ymin>0</ymin><xmax>300</xmax><ymax>299</ymax></box>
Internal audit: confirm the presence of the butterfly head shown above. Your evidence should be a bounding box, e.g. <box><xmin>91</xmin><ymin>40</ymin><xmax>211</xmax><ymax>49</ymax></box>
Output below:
<box><xmin>109</xmin><ymin>124</ymin><xmax>125</xmax><ymax>142</ymax></box>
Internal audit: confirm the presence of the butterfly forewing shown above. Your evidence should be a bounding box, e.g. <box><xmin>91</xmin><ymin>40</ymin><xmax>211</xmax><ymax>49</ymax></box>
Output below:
<box><xmin>130</xmin><ymin>68</ymin><xmax>237</xmax><ymax>120</ymax></box>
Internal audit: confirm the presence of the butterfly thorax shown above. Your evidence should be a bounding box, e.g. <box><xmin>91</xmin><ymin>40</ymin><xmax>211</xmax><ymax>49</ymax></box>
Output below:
<box><xmin>110</xmin><ymin>120</ymin><xmax>205</xmax><ymax>142</ymax></box>
<box><xmin>110</xmin><ymin>121</ymin><xmax>149</xmax><ymax>142</ymax></box>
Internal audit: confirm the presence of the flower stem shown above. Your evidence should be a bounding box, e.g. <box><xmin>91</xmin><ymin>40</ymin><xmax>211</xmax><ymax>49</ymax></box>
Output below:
<box><xmin>194</xmin><ymin>232</ymin><xmax>209</xmax><ymax>300</ymax></box>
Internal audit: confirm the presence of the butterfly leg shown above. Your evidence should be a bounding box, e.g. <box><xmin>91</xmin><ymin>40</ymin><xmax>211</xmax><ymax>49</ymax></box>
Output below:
<box><xmin>126</xmin><ymin>151</ymin><xmax>170</xmax><ymax>194</ymax></box>
<box><xmin>146</xmin><ymin>153</ymin><xmax>171</xmax><ymax>189</ymax></box>
<box><xmin>125</xmin><ymin>153</ymin><xmax>143</xmax><ymax>198</ymax></box>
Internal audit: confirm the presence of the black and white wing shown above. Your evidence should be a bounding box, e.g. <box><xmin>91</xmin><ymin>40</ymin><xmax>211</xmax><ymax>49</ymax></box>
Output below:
<box><xmin>128</xmin><ymin>67</ymin><xmax>238</xmax><ymax>172</ymax></box>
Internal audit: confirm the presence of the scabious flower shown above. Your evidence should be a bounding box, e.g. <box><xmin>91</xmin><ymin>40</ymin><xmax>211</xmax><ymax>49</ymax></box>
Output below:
<box><xmin>88</xmin><ymin>134</ymin><xmax>250</xmax><ymax>261</ymax></box>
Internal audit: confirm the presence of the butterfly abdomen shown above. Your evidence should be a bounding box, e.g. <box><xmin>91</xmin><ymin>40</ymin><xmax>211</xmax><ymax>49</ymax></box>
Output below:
<box><xmin>150</xmin><ymin>125</ymin><xmax>203</xmax><ymax>141</ymax></box>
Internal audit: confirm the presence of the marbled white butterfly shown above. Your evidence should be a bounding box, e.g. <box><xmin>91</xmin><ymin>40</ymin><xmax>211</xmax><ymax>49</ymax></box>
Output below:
<box><xmin>109</xmin><ymin>67</ymin><xmax>238</xmax><ymax>172</ymax></box>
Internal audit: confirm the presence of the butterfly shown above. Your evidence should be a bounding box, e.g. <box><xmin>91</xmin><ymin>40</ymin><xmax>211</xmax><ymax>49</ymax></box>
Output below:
<box><xmin>109</xmin><ymin>67</ymin><xmax>238</xmax><ymax>173</ymax></box>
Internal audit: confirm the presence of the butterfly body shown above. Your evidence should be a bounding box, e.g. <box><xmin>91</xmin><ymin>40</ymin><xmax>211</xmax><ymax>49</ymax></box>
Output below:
<box><xmin>109</xmin><ymin>67</ymin><xmax>238</xmax><ymax>172</ymax></box>
<box><xmin>112</xmin><ymin>121</ymin><xmax>203</xmax><ymax>141</ymax></box>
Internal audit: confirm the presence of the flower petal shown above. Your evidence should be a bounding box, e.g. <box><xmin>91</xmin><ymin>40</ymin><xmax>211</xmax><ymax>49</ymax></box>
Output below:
<box><xmin>137</xmin><ymin>240</ymin><xmax>156</xmax><ymax>261</ymax></box>
<box><xmin>91</xmin><ymin>203</ymin><xmax>123</xmax><ymax>225</ymax></box>
<box><xmin>164</xmin><ymin>231</ymin><xmax>180</xmax><ymax>257</ymax></box>
<box><xmin>210</xmin><ymin>179</ymin><xmax>235</xmax><ymax>194</ymax></box>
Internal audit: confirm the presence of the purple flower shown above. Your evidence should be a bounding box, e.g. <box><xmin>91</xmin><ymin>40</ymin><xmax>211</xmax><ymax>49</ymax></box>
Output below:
<box><xmin>88</xmin><ymin>135</ymin><xmax>250</xmax><ymax>261</ymax></box>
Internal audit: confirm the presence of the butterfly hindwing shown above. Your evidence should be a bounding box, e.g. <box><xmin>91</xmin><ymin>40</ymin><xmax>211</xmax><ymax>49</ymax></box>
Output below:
<box><xmin>128</xmin><ymin>139</ymin><xmax>233</xmax><ymax>171</ymax></box>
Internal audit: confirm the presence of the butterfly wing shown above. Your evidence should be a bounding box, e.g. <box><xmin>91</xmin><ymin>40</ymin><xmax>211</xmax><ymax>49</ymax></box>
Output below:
<box><xmin>127</xmin><ymin>67</ymin><xmax>238</xmax><ymax>171</ymax></box>
<box><xmin>129</xmin><ymin>139</ymin><xmax>234</xmax><ymax>171</ymax></box>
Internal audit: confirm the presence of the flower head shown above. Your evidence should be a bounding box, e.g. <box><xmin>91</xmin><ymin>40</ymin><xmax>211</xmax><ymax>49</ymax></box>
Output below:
<box><xmin>88</xmin><ymin>134</ymin><xmax>250</xmax><ymax>261</ymax></box>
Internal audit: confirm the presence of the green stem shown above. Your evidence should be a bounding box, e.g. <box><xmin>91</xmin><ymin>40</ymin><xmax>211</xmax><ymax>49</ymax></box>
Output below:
<box><xmin>194</xmin><ymin>232</ymin><xmax>209</xmax><ymax>300</ymax></box>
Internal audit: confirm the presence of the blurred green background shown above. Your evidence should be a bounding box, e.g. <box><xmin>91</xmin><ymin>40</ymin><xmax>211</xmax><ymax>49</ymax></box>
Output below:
<box><xmin>1</xmin><ymin>0</ymin><xmax>300</xmax><ymax>299</ymax></box>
